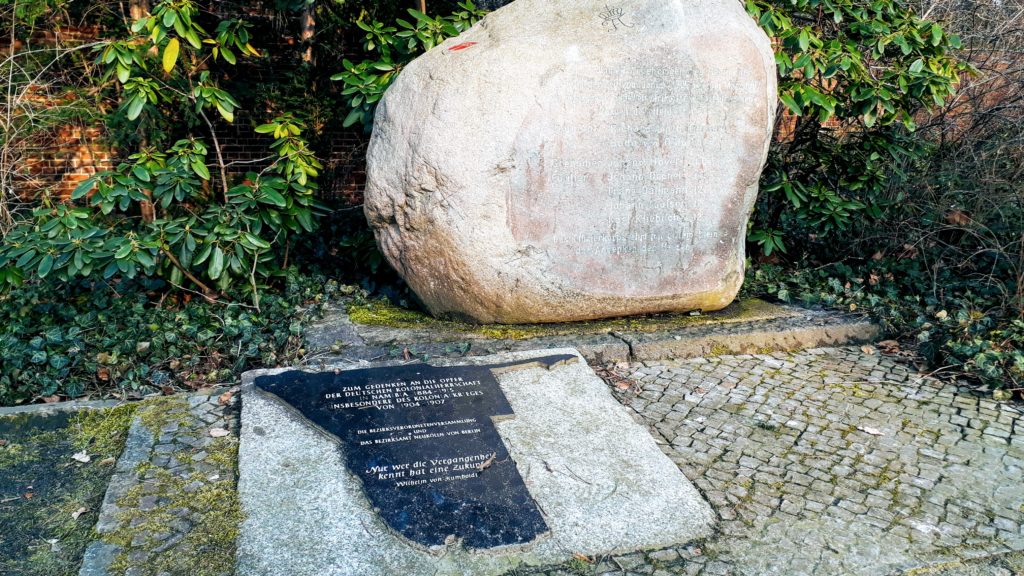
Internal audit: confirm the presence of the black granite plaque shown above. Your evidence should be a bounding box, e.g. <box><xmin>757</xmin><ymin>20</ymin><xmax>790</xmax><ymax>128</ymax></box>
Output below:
<box><xmin>254</xmin><ymin>355</ymin><xmax>577</xmax><ymax>549</ymax></box>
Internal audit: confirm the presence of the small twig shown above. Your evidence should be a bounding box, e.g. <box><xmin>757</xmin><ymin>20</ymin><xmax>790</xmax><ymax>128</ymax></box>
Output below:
<box><xmin>196</xmin><ymin>107</ymin><xmax>231</xmax><ymax>203</ymax></box>
<box><xmin>161</xmin><ymin>246</ymin><xmax>216</xmax><ymax>297</ymax></box>
<box><xmin>475</xmin><ymin>452</ymin><xmax>497</xmax><ymax>473</ymax></box>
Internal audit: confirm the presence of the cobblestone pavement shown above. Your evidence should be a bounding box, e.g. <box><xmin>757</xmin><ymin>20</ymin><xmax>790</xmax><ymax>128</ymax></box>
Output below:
<box><xmin>596</xmin><ymin>347</ymin><xmax>1024</xmax><ymax>576</ymax></box>
<box><xmin>78</xmin><ymin>347</ymin><xmax>1023</xmax><ymax>576</ymax></box>
<box><xmin>80</xmin><ymin>392</ymin><xmax>240</xmax><ymax>576</ymax></box>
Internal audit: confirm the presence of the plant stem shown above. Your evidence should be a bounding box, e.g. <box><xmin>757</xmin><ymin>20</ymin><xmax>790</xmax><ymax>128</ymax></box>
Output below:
<box><xmin>161</xmin><ymin>246</ymin><xmax>216</xmax><ymax>298</ymax></box>
<box><xmin>198</xmin><ymin>107</ymin><xmax>230</xmax><ymax>203</ymax></box>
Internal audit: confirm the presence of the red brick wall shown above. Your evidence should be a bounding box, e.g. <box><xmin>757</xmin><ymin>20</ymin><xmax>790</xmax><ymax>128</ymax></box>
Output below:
<box><xmin>19</xmin><ymin>125</ymin><xmax>115</xmax><ymax>201</ymax></box>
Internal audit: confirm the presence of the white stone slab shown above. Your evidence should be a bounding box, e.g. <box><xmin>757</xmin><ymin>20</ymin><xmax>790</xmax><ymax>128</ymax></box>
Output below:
<box><xmin>237</xmin><ymin>348</ymin><xmax>713</xmax><ymax>576</ymax></box>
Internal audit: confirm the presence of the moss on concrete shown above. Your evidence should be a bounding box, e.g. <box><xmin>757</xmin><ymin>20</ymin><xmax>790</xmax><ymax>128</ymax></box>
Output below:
<box><xmin>347</xmin><ymin>298</ymin><xmax>793</xmax><ymax>340</ymax></box>
<box><xmin>0</xmin><ymin>406</ymin><xmax>133</xmax><ymax>576</ymax></box>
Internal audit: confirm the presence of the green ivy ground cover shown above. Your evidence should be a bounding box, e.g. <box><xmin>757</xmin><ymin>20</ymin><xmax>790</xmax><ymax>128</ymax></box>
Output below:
<box><xmin>0</xmin><ymin>272</ymin><xmax>337</xmax><ymax>407</ymax></box>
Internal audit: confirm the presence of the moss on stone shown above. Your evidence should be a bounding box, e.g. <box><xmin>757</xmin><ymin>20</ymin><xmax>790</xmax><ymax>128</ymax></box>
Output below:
<box><xmin>102</xmin><ymin>396</ymin><xmax>241</xmax><ymax>576</ymax></box>
<box><xmin>70</xmin><ymin>403</ymin><xmax>137</xmax><ymax>457</ymax></box>
<box><xmin>710</xmin><ymin>343</ymin><xmax>731</xmax><ymax>356</ymax></box>
<box><xmin>347</xmin><ymin>298</ymin><xmax>792</xmax><ymax>340</ymax></box>
<box><xmin>0</xmin><ymin>442</ymin><xmax>30</xmax><ymax>468</ymax></box>
<box><xmin>135</xmin><ymin>396</ymin><xmax>192</xmax><ymax>435</ymax></box>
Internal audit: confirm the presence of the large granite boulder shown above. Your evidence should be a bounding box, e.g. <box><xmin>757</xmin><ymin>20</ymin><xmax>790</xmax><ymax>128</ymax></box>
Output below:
<box><xmin>365</xmin><ymin>0</ymin><xmax>777</xmax><ymax>324</ymax></box>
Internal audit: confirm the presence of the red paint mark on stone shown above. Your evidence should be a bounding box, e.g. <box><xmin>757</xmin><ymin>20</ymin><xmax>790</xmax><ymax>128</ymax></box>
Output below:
<box><xmin>449</xmin><ymin>42</ymin><xmax>478</xmax><ymax>51</ymax></box>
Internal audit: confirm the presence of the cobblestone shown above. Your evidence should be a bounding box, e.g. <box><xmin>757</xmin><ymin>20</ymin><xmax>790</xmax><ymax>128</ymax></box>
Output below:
<box><xmin>80</xmin><ymin>392</ymin><xmax>239</xmax><ymax>576</ymax></box>
<box><xmin>521</xmin><ymin>347</ymin><xmax>1023</xmax><ymax>576</ymax></box>
<box><xmin>626</xmin><ymin>347</ymin><xmax>1023</xmax><ymax>575</ymax></box>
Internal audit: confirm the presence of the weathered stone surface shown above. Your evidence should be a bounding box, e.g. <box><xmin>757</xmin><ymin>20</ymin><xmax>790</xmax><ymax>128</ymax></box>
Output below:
<box><xmin>237</xmin><ymin>349</ymin><xmax>713</xmax><ymax>576</ymax></box>
<box><xmin>365</xmin><ymin>0</ymin><xmax>777</xmax><ymax>323</ymax></box>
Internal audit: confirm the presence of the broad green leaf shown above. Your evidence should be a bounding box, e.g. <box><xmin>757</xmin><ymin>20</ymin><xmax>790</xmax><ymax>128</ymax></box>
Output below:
<box><xmin>114</xmin><ymin>243</ymin><xmax>133</xmax><ymax>259</ymax></box>
<box><xmin>190</xmin><ymin>160</ymin><xmax>211</xmax><ymax>180</ymax></box>
<box><xmin>37</xmin><ymin>255</ymin><xmax>54</xmax><ymax>278</ymax></box>
<box><xmin>132</xmin><ymin>165</ymin><xmax>151</xmax><ymax>182</ymax></box>
<box><xmin>343</xmin><ymin>108</ymin><xmax>363</xmax><ymax>128</ymax></box>
<box><xmin>173</xmin><ymin>16</ymin><xmax>187</xmax><ymax>38</ymax></box>
<box><xmin>216</xmin><ymin>102</ymin><xmax>235</xmax><ymax>122</ymax></box>
<box><xmin>260</xmin><ymin>189</ymin><xmax>287</xmax><ymax>207</ymax></box>
<box><xmin>185</xmin><ymin>29</ymin><xmax>202</xmax><ymax>49</ymax></box>
<box><xmin>163</xmin><ymin>38</ymin><xmax>180</xmax><ymax>73</ymax></box>
<box><xmin>71</xmin><ymin>178</ymin><xmax>96</xmax><ymax>200</ymax></box>
<box><xmin>136</xmin><ymin>250</ymin><xmax>155</xmax><ymax>267</ymax></box>
<box><xmin>779</xmin><ymin>92</ymin><xmax>802</xmax><ymax>116</ymax></box>
<box><xmin>798</xmin><ymin>29</ymin><xmax>810</xmax><ymax>51</ymax></box>
<box><xmin>126</xmin><ymin>97</ymin><xmax>146</xmax><ymax>121</ymax></box>
<box><xmin>208</xmin><ymin>246</ymin><xmax>225</xmax><ymax>280</ymax></box>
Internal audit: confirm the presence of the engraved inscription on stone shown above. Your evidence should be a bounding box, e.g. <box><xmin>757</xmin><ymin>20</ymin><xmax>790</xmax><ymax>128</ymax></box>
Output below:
<box><xmin>510</xmin><ymin>62</ymin><xmax>752</xmax><ymax>296</ymax></box>
<box><xmin>599</xmin><ymin>5</ymin><xmax>633</xmax><ymax>30</ymax></box>
<box><xmin>253</xmin><ymin>356</ymin><xmax>575</xmax><ymax>549</ymax></box>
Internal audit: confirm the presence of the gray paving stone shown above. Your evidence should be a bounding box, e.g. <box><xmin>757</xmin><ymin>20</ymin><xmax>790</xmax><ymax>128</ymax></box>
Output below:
<box><xmin>599</xmin><ymin>347</ymin><xmax>1024</xmax><ymax>576</ymax></box>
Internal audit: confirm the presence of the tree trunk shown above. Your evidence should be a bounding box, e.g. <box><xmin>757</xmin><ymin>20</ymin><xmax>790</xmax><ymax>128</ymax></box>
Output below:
<box><xmin>300</xmin><ymin>1</ymin><xmax>315</xmax><ymax>64</ymax></box>
<box><xmin>129</xmin><ymin>0</ymin><xmax>149</xmax><ymax>21</ymax></box>
<box><xmin>418</xmin><ymin>0</ymin><xmax>427</xmax><ymax>14</ymax></box>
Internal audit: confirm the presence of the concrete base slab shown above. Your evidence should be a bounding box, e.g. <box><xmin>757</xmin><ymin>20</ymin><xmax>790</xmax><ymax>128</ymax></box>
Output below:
<box><xmin>237</xmin><ymin>348</ymin><xmax>713</xmax><ymax>576</ymax></box>
<box><xmin>305</xmin><ymin>299</ymin><xmax>879</xmax><ymax>366</ymax></box>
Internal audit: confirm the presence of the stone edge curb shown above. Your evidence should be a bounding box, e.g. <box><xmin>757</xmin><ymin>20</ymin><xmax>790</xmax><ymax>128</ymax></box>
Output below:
<box><xmin>0</xmin><ymin>399</ymin><xmax>121</xmax><ymax>417</ymax></box>
<box><xmin>623</xmin><ymin>319</ymin><xmax>882</xmax><ymax>361</ymax></box>
<box><xmin>78</xmin><ymin>415</ymin><xmax>155</xmax><ymax>576</ymax></box>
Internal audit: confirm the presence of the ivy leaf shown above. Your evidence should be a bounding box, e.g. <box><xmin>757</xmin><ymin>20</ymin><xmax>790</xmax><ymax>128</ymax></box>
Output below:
<box><xmin>162</xmin><ymin>38</ymin><xmax>180</xmax><ymax>74</ymax></box>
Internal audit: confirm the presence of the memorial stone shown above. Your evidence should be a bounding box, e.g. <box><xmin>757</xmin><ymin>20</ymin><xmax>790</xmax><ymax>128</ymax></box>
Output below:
<box><xmin>364</xmin><ymin>0</ymin><xmax>778</xmax><ymax>323</ymax></box>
